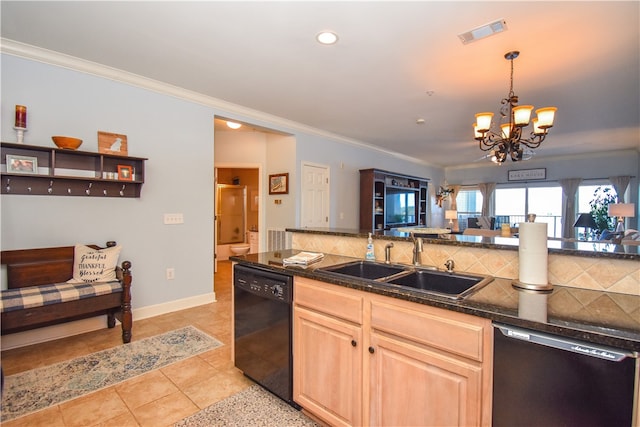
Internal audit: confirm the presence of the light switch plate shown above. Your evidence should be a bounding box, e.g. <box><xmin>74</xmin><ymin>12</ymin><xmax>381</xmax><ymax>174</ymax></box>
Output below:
<box><xmin>164</xmin><ymin>213</ymin><xmax>184</xmax><ymax>224</ymax></box>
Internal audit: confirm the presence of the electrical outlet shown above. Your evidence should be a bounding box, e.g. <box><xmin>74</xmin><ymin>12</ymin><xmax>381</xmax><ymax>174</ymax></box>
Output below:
<box><xmin>166</xmin><ymin>268</ymin><xmax>175</xmax><ymax>280</ymax></box>
<box><xmin>164</xmin><ymin>213</ymin><xmax>184</xmax><ymax>225</ymax></box>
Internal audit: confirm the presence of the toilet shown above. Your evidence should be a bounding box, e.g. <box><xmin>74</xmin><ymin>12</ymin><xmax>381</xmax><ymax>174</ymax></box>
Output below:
<box><xmin>230</xmin><ymin>244</ymin><xmax>250</xmax><ymax>255</ymax></box>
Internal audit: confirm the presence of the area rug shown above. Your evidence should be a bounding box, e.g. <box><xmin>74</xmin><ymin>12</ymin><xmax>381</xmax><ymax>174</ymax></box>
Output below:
<box><xmin>1</xmin><ymin>326</ymin><xmax>223</xmax><ymax>422</ymax></box>
<box><xmin>176</xmin><ymin>384</ymin><xmax>320</xmax><ymax>427</ymax></box>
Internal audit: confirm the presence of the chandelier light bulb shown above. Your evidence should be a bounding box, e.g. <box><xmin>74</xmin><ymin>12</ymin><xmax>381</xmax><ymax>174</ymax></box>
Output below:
<box><xmin>513</xmin><ymin>105</ymin><xmax>534</xmax><ymax>126</ymax></box>
<box><xmin>500</xmin><ymin>123</ymin><xmax>512</xmax><ymax>139</ymax></box>
<box><xmin>475</xmin><ymin>112</ymin><xmax>493</xmax><ymax>132</ymax></box>
<box><xmin>535</xmin><ymin>107</ymin><xmax>557</xmax><ymax>128</ymax></box>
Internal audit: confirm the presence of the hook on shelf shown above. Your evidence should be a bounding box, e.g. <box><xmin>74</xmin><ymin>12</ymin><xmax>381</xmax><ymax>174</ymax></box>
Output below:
<box><xmin>120</xmin><ymin>184</ymin><xmax>126</xmax><ymax>197</ymax></box>
<box><xmin>86</xmin><ymin>182</ymin><xmax>93</xmax><ymax>196</ymax></box>
<box><xmin>103</xmin><ymin>189</ymin><xmax>108</xmax><ymax>196</ymax></box>
<box><xmin>28</xmin><ymin>187</ymin><xmax>32</xmax><ymax>193</ymax></box>
<box><xmin>48</xmin><ymin>180</ymin><xmax>54</xmax><ymax>194</ymax></box>
<box><xmin>6</xmin><ymin>178</ymin><xmax>10</xmax><ymax>193</ymax></box>
<box><xmin>68</xmin><ymin>188</ymin><xmax>72</xmax><ymax>194</ymax></box>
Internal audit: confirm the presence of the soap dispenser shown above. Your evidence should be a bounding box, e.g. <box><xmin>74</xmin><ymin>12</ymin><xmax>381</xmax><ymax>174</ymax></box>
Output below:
<box><xmin>366</xmin><ymin>232</ymin><xmax>375</xmax><ymax>261</ymax></box>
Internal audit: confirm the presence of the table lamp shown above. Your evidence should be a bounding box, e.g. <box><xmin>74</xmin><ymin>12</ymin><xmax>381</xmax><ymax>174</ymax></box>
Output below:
<box><xmin>608</xmin><ymin>203</ymin><xmax>635</xmax><ymax>232</ymax></box>
<box><xmin>573</xmin><ymin>213</ymin><xmax>597</xmax><ymax>240</ymax></box>
<box><xmin>445</xmin><ymin>210</ymin><xmax>457</xmax><ymax>229</ymax></box>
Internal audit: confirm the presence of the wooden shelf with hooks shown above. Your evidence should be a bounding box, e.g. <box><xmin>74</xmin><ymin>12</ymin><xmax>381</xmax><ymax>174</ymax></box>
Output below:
<box><xmin>1</xmin><ymin>142</ymin><xmax>147</xmax><ymax>198</ymax></box>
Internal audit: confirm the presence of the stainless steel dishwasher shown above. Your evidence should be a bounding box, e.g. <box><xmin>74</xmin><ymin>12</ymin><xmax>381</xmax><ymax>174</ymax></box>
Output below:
<box><xmin>492</xmin><ymin>323</ymin><xmax>637</xmax><ymax>427</ymax></box>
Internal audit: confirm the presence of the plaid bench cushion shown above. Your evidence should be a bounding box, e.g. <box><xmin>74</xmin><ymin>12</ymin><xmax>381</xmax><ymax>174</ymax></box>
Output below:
<box><xmin>0</xmin><ymin>281</ymin><xmax>122</xmax><ymax>313</ymax></box>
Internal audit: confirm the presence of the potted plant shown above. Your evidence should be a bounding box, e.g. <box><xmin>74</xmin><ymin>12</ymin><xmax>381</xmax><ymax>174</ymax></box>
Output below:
<box><xmin>589</xmin><ymin>186</ymin><xmax>617</xmax><ymax>237</ymax></box>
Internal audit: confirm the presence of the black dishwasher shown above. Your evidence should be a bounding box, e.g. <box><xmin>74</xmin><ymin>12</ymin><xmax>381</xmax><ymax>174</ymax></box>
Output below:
<box><xmin>492</xmin><ymin>323</ymin><xmax>637</xmax><ymax>427</ymax></box>
<box><xmin>233</xmin><ymin>264</ymin><xmax>296</xmax><ymax>407</ymax></box>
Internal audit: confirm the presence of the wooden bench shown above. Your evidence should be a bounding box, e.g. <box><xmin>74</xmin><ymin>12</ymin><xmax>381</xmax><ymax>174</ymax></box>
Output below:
<box><xmin>1</xmin><ymin>242</ymin><xmax>132</xmax><ymax>343</ymax></box>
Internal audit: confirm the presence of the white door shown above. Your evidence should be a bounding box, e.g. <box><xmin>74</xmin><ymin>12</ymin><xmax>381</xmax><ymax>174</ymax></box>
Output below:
<box><xmin>301</xmin><ymin>163</ymin><xmax>330</xmax><ymax>228</ymax></box>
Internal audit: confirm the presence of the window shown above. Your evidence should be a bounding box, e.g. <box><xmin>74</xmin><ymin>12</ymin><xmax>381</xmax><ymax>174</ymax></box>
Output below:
<box><xmin>495</xmin><ymin>186</ymin><xmax>562</xmax><ymax>237</ymax></box>
<box><xmin>577</xmin><ymin>184</ymin><xmax>616</xmax><ymax>214</ymax></box>
<box><xmin>456</xmin><ymin>188</ymin><xmax>482</xmax><ymax>231</ymax></box>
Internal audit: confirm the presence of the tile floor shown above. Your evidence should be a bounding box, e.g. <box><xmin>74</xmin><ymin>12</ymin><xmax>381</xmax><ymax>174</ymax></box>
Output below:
<box><xmin>1</xmin><ymin>261</ymin><xmax>253</xmax><ymax>427</ymax></box>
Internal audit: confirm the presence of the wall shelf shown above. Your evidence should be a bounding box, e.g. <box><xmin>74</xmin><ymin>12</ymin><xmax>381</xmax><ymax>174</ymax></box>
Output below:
<box><xmin>1</xmin><ymin>142</ymin><xmax>147</xmax><ymax>198</ymax></box>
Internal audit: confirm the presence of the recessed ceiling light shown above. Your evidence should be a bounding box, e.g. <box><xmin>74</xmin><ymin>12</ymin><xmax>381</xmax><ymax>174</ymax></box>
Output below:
<box><xmin>316</xmin><ymin>31</ymin><xmax>338</xmax><ymax>45</ymax></box>
<box><xmin>226</xmin><ymin>121</ymin><xmax>242</xmax><ymax>129</ymax></box>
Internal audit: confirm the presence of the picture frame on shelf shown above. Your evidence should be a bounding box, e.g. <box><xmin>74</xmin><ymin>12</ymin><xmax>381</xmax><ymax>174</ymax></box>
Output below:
<box><xmin>117</xmin><ymin>165</ymin><xmax>133</xmax><ymax>181</ymax></box>
<box><xmin>6</xmin><ymin>154</ymin><xmax>38</xmax><ymax>174</ymax></box>
<box><xmin>98</xmin><ymin>131</ymin><xmax>128</xmax><ymax>156</ymax></box>
<box><xmin>269</xmin><ymin>173</ymin><xmax>288</xmax><ymax>195</ymax></box>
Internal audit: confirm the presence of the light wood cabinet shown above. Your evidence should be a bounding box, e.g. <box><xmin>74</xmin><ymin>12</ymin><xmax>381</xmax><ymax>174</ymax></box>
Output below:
<box><xmin>293</xmin><ymin>278</ymin><xmax>364</xmax><ymax>427</ymax></box>
<box><xmin>368</xmin><ymin>297</ymin><xmax>492</xmax><ymax>427</ymax></box>
<box><xmin>293</xmin><ymin>277</ymin><xmax>493</xmax><ymax>427</ymax></box>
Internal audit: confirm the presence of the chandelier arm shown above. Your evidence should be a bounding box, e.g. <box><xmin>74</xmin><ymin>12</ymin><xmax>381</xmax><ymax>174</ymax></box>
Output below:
<box><xmin>519</xmin><ymin>134</ymin><xmax>546</xmax><ymax>149</ymax></box>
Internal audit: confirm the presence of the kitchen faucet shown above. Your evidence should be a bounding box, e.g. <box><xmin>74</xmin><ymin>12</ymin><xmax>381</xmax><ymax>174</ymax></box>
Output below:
<box><xmin>444</xmin><ymin>259</ymin><xmax>455</xmax><ymax>273</ymax></box>
<box><xmin>384</xmin><ymin>242</ymin><xmax>394</xmax><ymax>264</ymax></box>
<box><xmin>412</xmin><ymin>234</ymin><xmax>423</xmax><ymax>266</ymax></box>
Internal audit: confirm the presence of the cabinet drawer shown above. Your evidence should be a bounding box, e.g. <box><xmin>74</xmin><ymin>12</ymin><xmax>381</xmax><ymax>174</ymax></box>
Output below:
<box><xmin>370</xmin><ymin>297</ymin><xmax>489</xmax><ymax>362</ymax></box>
<box><xmin>295</xmin><ymin>277</ymin><xmax>363</xmax><ymax>325</ymax></box>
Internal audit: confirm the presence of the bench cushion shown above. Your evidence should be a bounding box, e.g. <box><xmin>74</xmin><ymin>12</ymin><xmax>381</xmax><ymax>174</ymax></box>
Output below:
<box><xmin>0</xmin><ymin>281</ymin><xmax>122</xmax><ymax>313</ymax></box>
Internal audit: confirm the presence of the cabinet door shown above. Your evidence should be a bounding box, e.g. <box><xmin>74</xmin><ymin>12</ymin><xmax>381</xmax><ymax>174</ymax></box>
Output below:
<box><xmin>369</xmin><ymin>332</ymin><xmax>483</xmax><ymax>427</ymax></box>
<box><xmin>293</xmin><ymin>306</ymin><xmax>363</xmax><ymax>427</ymax></box>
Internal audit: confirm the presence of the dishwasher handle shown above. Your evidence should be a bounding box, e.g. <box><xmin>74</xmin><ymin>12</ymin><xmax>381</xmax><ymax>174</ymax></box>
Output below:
<box><xmin>494</xmin><ymin>323</ymin><xmax>635</xmax><ymax>362</ymax></box>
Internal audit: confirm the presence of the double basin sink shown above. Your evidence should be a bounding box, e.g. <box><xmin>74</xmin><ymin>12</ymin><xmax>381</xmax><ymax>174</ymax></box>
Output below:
<box><xmin>318</xmin><ymin>261</ymin><xmax>493</xmax><ymax>300</ymax></box>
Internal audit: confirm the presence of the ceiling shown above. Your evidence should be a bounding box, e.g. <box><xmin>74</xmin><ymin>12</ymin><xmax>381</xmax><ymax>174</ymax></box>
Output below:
<box><xmin>1</xmin><ymin>1</ymin><xmax>638</xmax><ymax>168</ymax></box>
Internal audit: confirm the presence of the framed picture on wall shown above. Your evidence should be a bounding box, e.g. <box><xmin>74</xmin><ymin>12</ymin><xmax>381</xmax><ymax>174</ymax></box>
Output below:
<box><xmin>269</xmin><ymin>173</ymin><xmax>288</xmax><ymax>194</ymax></box>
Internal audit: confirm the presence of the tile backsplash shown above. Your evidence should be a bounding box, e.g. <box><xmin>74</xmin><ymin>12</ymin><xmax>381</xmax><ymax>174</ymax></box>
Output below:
<box><xmin>292</xmin><ymin>233</ymin><xmax>639</xmax><ymax>296</ymax></box>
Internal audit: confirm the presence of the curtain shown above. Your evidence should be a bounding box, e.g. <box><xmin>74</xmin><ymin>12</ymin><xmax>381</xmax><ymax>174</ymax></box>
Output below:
<box><xmin>559</xmin><ymin>178</ymin><xmax>582</xmax><ymax>239</ymax></box>
<box><xmin>449</xmin><ymin>184</ymin><xmax>461</xmax><ymax>231</ymax></box>
<box><xmin>477</xmin><ymin>183</ymin><xmax>496</xmax><ymax>217</ymax></box>
<box><xmin>609</xmin><ymin>176</ymin><xmax>631</xmax><ymax>203</ymax></box>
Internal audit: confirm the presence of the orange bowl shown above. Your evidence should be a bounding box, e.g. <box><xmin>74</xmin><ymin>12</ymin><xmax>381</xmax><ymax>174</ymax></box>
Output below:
<box><xmin>52</xmin><ymin>136</ymin><xmax>83</xmax><ymax>150</ymax></box>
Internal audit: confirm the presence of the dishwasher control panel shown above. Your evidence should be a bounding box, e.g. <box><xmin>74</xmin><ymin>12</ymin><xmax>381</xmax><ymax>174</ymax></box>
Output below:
<box><xmin>234</xmin><ymin>264</ymin><xmax>293</xmax><ymax>302</ymax></box>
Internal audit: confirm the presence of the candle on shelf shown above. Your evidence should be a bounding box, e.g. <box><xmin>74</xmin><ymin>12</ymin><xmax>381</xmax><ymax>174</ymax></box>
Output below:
<box><xmin>15</xmin><ymin>105</ymin><xmax>27</xmax><ymax>129</ymax></box>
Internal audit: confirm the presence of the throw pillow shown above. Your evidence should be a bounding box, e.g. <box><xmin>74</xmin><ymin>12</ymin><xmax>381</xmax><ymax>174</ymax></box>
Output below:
<box><xmin>67</xmin><ymin>244</ymin><xmax>122</xmax><ymax>284</ymax></box>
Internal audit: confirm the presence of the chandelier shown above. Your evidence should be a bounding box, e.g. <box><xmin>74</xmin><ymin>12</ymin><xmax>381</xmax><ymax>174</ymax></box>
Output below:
<box><xmin>473</xmin><ymin>51</ymin><xmax>557</xmax><ymax>164</ymax></box>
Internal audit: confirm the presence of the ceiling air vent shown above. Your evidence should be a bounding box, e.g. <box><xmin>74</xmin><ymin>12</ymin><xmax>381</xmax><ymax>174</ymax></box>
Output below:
<box><xmin>458</xmin><ymin>19</ymin><xmax>507</xmax><ymax>44</ymax></box>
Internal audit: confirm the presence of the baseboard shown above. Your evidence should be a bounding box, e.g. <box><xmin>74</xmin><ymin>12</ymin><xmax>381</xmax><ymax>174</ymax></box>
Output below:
<box><xmin>0</xmin><ymin>291</ymin><xmax>217</xmax><ymax>350</ymax></box>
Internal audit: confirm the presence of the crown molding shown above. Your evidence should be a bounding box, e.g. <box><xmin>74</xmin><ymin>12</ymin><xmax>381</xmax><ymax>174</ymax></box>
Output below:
<box><xmin>1</xmin><ymin>38</ymin><xmax>432</xmax><ymax>168</ymax></box>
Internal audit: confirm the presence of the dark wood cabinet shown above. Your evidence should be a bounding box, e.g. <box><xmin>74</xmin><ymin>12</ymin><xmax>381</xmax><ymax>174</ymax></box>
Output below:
<box><xmin>1</xmin><ymin>142</ymin><xmax>146</xmax><ymax>198</ymax></box>
<box><xmin>359</xmin><ymin>169</ymin><xmax>429</xmax><ymax>231</ymax></box>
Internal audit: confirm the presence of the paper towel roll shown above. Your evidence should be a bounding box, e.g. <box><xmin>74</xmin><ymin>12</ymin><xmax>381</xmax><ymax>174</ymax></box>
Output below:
<box><xmin>518</xmin><ymin>222</ymin><xmax>548</xmax><ymax>285</ymax></box>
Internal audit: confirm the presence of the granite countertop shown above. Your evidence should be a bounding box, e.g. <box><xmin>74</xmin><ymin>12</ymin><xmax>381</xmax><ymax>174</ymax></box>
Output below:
<box><xmin>286</xmin><ymin>227</ymin><xmax>640</xmax><ymax>260</ymax></box>
<box><xmin>231</xmin><ymin>250</ymin><xmax>640</xmax><ymax>353</ymax></box>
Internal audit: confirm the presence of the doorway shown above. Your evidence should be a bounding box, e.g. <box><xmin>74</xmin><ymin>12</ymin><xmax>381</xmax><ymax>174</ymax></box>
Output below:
<box><xmin>215</xmin><ymin>168</ymin><xmax>259</xmax><ymax>265</ymax></box>
<box><xmin>301</xmin><ymin>162</ymin><xmax>330</xmax><ymax>228</ymax></box>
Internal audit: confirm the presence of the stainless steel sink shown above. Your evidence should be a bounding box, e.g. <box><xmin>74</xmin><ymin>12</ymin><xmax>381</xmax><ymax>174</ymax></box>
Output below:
<box><xmin>384</xmin><ymin>269</ymin><xmax>493</xmax><ymax>300</ymax></box>
<box><xmin>318</xmin><ymin>261</ymin><xmax>493</xmax><ymax>299</ymax></box>
<box><xmin>318</xmin><ymin>260</ymin><xmax>408</xmax><ymax>280</ymax></box>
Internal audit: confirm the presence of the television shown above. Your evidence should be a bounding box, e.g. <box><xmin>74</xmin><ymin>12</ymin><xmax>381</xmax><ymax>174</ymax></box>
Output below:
<box><xmin>385</xmin><ymin>189</ymin><xmax>417</xmax><ymax>226</ymax></box>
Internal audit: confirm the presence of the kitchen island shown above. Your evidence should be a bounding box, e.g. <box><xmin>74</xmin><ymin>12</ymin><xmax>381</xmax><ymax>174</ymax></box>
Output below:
<box><xmin>231</xmin><ymin>249</ymin><xmax>640</xmax><ymax>426</ymax></box>
<box><xmin>231</xmin><ymin>249</ymin><xmax>640</xmax><ymax>352</ymax></box>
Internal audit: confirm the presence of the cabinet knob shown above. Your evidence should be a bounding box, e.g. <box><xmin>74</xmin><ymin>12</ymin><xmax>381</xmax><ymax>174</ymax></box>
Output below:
<box><xmin>368</xmin><ymin>346</ymin><xmax>375</xmax><ymax>354</ymax></box>
<box><xmin>351</xmin><ymin>340</ymin><xmax>357</xmax><ymax>347</ymax></box>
